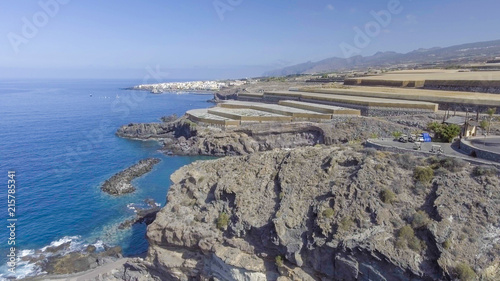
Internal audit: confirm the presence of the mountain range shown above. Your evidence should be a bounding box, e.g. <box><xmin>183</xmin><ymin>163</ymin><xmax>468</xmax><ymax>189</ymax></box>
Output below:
<box><xmin>264</xmin><ymin>39</ymin><xmax>500</xmax><ymax>76</ymax></box>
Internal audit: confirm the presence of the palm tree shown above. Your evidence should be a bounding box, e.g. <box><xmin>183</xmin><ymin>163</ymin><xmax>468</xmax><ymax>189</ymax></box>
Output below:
<box><xmin>486</xmin><ymin>107</ymin><xmax>496</xmax><ymax>135</ymax></box>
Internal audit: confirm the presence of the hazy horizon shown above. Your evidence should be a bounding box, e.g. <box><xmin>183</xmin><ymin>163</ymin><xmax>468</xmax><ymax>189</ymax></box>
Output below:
<box><xmin>2</xmin><ymin>0</ymin><xmax>500</xmax><ymax>79</ymax></box>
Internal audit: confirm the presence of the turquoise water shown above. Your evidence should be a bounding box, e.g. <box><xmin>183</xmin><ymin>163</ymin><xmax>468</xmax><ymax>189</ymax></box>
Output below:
<box><xmin>0</xmin><ymin>79</ymin><xmax>213</xmax><ymax>278</ymax></box>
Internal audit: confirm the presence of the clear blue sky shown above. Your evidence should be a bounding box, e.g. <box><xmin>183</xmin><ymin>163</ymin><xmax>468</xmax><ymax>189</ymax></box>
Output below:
<box><xmin>1</xmin><ymin>0</ymin><xmax>499</xmax><ymax>79</ymax></box>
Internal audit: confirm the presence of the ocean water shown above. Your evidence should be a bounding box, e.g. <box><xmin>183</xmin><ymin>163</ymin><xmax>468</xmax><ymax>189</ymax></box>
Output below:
<box><xmin>0</xmin><ymin>79</ymin><xmax>213</xmax><ymax>278</ymax></box>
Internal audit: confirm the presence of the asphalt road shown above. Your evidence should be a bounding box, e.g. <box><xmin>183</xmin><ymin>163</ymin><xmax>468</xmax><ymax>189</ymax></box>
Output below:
<box><xmin>369</xmin><ymin>138</ymin><xmax>499</xmax><ymax>166</ymax></box>
<box><xmin>371</xmin><ymin>138</ymin><xmax>456</xmax><ymax>155</ymax></box>
<box><xmin>470</xmin><ymin>137</ymin><xmax>500</xmax><ymax>153</ymax></box>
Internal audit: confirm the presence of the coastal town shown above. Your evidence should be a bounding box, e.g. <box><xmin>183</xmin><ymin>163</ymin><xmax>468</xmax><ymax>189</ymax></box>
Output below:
<box><xmin>132</xmin><ymin>80</ymin><xmax>247</xmax><ymax>93</ymax></box>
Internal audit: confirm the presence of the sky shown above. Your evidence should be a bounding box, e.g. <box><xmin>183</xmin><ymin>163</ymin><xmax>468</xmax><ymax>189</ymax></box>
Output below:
<box><xmin>1</xmin><ymin>0</ymin><xmax>499</xmax><ymax>80</ymax></box>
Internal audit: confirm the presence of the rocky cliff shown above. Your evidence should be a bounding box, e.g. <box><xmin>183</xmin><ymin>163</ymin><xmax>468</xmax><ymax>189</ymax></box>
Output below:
<box><xmin>59</xmin><ymin>146</ymin><xmax>499</xmax><ymax>281</ymax></box>
<box><xmin>117</xmin><ymin>116</ymin><xmax>411</xmax><ymax>156</ymax></box>
<box><xmin>141</xmin><ymin>147</ymin><xmax>499</xmax><ymax>280</ymax></box>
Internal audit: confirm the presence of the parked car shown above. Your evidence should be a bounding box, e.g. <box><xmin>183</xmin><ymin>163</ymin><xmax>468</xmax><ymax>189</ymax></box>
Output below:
<box><xmin>408</xmin><ymin>134</ymin><xmax>417</xmax><ymax>143</ymax></box>
<box><xmin>413</xmin><ymin>142</ymin><xmax>422</xmax><ymax>150</ymax></box>
<box><xmin>430</xmin><ymin>145</ymin><xmax>444</xmax><ymax>154</ymax></box>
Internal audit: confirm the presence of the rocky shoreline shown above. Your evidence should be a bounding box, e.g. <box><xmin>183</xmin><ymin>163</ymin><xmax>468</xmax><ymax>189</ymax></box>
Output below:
<box><xmin>101</xmin><ymin>158</ymin><xmax>161</xmax><ymax>195</ymax></box>
<box><xmin>46</xmin><ymin>146</ymin><xmax>499</xmax><ymax>280</ymax></box>
<box><xmin>40</xmin><ymin>104</ymin><xmax>500</xmax><ymax>280</ymax></box>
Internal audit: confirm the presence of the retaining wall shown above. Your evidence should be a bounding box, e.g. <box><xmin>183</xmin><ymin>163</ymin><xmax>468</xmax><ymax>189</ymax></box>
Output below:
<box><xmin>459</xmin><ymin>138</ymin><xmax>500</xmax><ymax>163</ymax></box>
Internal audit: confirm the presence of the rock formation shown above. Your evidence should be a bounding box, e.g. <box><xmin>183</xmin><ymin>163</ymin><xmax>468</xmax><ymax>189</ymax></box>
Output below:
<box><xmin>101</xmin><ymin>158</ymin><xmax>161</xmax><ymax>195</ymax></box>
<box><xmin>140</xmin><ymin>147</ymin><xmax>499</xmax><ymax>280</ymax></box>
<box><xmin>116</xmin><ymin>116</ymin><xmax>411</xmax><ymax>156</ymax></box>
<box><xmin>88</xmin><ymin>146</ymin><xmax>499</xmax><ymax>280</ymax></box>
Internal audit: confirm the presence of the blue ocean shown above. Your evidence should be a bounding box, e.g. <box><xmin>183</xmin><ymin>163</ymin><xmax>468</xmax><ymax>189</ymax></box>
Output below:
<box><xmin>0</xmin><ymin>79</ymin><xmax>213</xmax><ymax>278</ymax></box>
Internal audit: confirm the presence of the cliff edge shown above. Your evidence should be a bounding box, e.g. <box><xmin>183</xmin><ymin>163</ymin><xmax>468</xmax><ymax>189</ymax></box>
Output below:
<box><xmin>141</xmin><ymin>146</ymin><xmax>499</xmax><ymax>280</ymax></box>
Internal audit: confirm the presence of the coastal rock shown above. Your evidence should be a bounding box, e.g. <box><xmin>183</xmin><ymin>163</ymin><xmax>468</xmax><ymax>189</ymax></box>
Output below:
<box><xmin>142</xmin><ymin>146</ymin><xmax>499</xmax><ymax>280</ymax></box>
<box><xmin>117</xmin><ymin>116</ymin><xmax>412</xmax><ymax>157</ymax></box>
<box><xmin>40</xmin><ymin>245</ymin><xmax>123</xmax><ymax>275</ymax></box>
<box><xmin>116</xmin><ymin>117</ymin><xmax>196</xmax><ymax>140</ymax></box>
<box><xmin>101</xmin><ymin>158</ymin><xmax>161</xmax><ymax>195</ymax></box>
<box><xmin>119</xmin><ymin>199</ymin><xmax>161</xmax><ymax>229</ymax></box>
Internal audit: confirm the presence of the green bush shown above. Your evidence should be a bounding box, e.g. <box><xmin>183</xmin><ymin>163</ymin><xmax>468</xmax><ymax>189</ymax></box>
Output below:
<box><xmin>408</xmin><ymin>236</ymin><xmax>423</xmax><ymax>252</ymax></box>
<box><xmin>394</xmin><ymin>153</ymin><xmax>419</xmax><ymax>170</ymax></box>
<box><xmin>380</xmin><ymin>188</ymin><xmax>396</xmax><ymax>204</ymax></box>
<box><xmin>441</xmin><ymin>124</ymin><xmax>461</xmax><ymax>143</ymax></box>
<box><xmin>275</xmin><ymin>255</ymin><xmax>284</xmax><ymax>267</ymax></box>
<box><xmin>427</xmin><ymin>122</ymin><xmax>461</xmax><ymax>142</ymax></box>
<box><xmin>392</xmin><ymin>131</ymin><xmax>403</xmax><ymax>139</ymax></box>
<box><xmin>413</xmin><ymin>166</ymin><xmax>434</xmax><ymax>184</ymax></box>
<box><xmin>322</xmin><ymin>208</ymin><xmax>335</xmax><ymax>218</ymax></box>
<box><xmin>443</xmin><ymin>238</ymin><xmax>452</xmax><ymax>250</ymax></box>
<box><xmin>455</xmin><ymin>263</ymin><xmax>476</xmax><ymax>281</ymax></box>
<box><xmin>427</xmin><ymin>121</ymin><xmax>442</xmax><ymax>133</ymax></box>
<box><xmin>339</xmin><ymin>217</ymin><xmax>354</xmax><ymax>231</ymax></box>
<box><xmin>479</xmin><ymin>119</ymin><xmax>488</xmax><ymax>130</ymax></box>
<box><xmin>473</xmin><ymin>165</ymin><xmax>498</xmax><ymax>177</ymax></box>
<box><xmin>429</xmin><ymin>157</ymin><xmax>467</xmax><ymax>173</ymax></box>
<box><xmin>216</xmin><ymin>212</ymin><xmax>229</xmax><ymax>230</ymax></box>
<box><xmin>398</xmin><ymin>225</ymin><xmax>415</xmax><ymax>240</ymax></box>
<box><xmin>411</xmin><ymin>211</ymin><xmax>430</xmax><ymax>229</ymax></box>
<box><xmin>396</xmin><ymin>225</ymin><xmax>423</xmax><ymax>253</ymax></box>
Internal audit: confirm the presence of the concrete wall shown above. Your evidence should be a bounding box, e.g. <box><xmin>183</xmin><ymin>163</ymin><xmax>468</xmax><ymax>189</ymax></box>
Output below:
<box><xmin>459</xmin><ymin>138</ymin><xmax>500</xmax><ymax>163</ymax></box>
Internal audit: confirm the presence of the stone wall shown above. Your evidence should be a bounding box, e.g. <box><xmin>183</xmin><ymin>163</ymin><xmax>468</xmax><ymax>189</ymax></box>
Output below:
<box><xmin>459</xmin><ymin>138</ymin><xmax>500</xmax><ymax>163</ymax></box>
<box><xmin>436</xmin><ymin>102</ymin><xmax>500</xmax><ymax>114</ymax></box>
<box><xmin>299</xmin><ymin>98</ymin><xmax>435</xmax><ymax>117</ymax></box>
<box><xmin>423</xmin><ymin>86</ymin><xmax>500</xmax><ymax>95</ymax></box>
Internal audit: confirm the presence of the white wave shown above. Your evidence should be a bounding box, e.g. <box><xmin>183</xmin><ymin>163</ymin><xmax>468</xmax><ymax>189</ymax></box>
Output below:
<box><xmin>0</xmin><ymin>236</ymin><xmax>110</xmax><ymax>279</ymax></box>
<box><xmin>40</xmin><ymin>235</ymin><xmax>81</xmax><ymax>252</ymax></box>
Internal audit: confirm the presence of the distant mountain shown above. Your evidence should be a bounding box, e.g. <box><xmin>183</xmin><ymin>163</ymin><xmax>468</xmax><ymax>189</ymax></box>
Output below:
<box><xmin>264</xmin><ymin>39</ymin><xmax>500</xmax><ymax>76</ymax></box>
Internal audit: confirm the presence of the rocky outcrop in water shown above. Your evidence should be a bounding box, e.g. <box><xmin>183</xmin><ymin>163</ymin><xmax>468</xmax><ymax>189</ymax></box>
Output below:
<box><xmin>101</xmin><ymin>158</ymin><xmax>161</xmax><ymax>195</ymax></box>
<box><xmin>119</xmin><ymin>199</ymin><xmax>162</xmax><ymax>229</ymax></box>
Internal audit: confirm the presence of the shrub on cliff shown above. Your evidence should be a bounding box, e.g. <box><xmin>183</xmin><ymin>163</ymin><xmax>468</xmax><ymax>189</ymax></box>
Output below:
<box><xmin>339</xmin><ymin>217</ymin><xmax>354</xmax><ymax>231</ymax></box>
<box><xmin>380</xmin><ymin>188</ymin><xmax>396</xmax><ymax>204</ymax></box>
<box><xmin>472</xmin><ymin>165</ymin><xmax>498</xmax><ymax>177</ymax></box>
<box><xmin>443</xmin><ymin>238</ymin><xmax>452</xmax><ymax>250</ymax></box>
<box><xmin>411</xmin><ymin>210</ymin><xmax>430</xmax><ymax>229</ymax></box>
<box><xmin>396</xmin><ymin>225</ymin><xmax>424</xmax><ymax>252</ymax></box>
<box><xmin>393</xmin><ymin>153</ymin><xmax>420</xmax><ymax>170</ymax></box>
<box><xmin>275</xmin><ymin>256</ymin><xmax>284</xmax><ymax>267</ymax></box>
<box><xmin>429</xmin><ymin>157</ymin><xmax>467</xmax><ymax>173</ymax></box>
<box><xmin>217</xmin><ymin>212</ymin><xmax>229</xmax><ymax>230</ymax></box>
<box><xmin>454</xmin><ymin>263</ymin><xmax>476</xmax><ymax>281</ymax></box>
<box><xmin>413</xmin><ymin>166</ymin><xmax>434</xmax><ymax>184</ymax></box>
<box><xmin>322</xmin><ymin>208</ymin><xmax>335</xmax><ymax>218</ymax></box>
